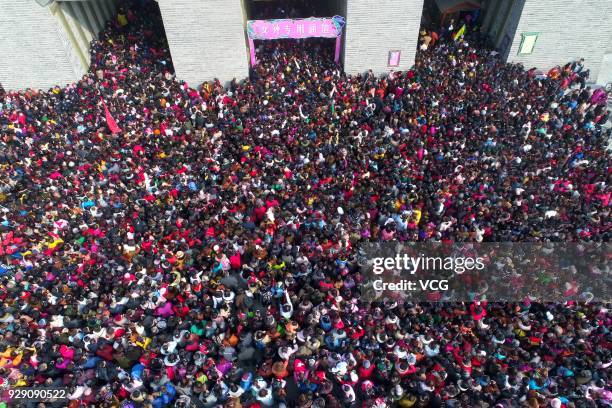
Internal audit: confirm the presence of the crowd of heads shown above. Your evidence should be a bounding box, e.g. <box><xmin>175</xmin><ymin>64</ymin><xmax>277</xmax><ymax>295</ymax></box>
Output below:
<box><xmin>0</xmin><ymin>1</ymin><xmax>610</xmax><ymax>407</ymax></box>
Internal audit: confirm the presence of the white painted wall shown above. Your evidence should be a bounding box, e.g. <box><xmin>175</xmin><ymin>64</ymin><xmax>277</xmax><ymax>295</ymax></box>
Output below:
<box><xmin>505</xmin><ymin>0</ymin><xmax>612</xmax><ymax>82</ymax></box>
<box><xmin>344</xmin><ymin>0</ymin><xmax>424</xmax><ymax>75</ymax></box>
<box><xmin>158</xmin><ymin>0</ymin><xmax>250</xmax><ymax>87</ymax></box>
<box><xmin>0</xmin><ymin>0</ymin><xmax>116</xmax><ymax>91</ymax></box>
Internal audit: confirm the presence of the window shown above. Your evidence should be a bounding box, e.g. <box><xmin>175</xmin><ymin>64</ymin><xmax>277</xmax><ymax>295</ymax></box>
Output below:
<box><xmin>518</xmin><ymin>32</ymin><xmax>539</xmax><ymax>55</ymax></box>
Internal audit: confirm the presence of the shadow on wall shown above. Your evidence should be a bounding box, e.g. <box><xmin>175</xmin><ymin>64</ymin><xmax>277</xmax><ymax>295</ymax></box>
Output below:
<box><xmin>57</xmin><ymin>0</ymin><xmax>172</xmax><ymax>70</ymax></box>
<box><xmin>48</xmin><ymin>0</ymin><xmax>120</xmax><ymax>72</ymax></box>
<box><xmin>59</xmin><ymin>0</ymin><xmax>119</xmax><ymax>38</ymax></box>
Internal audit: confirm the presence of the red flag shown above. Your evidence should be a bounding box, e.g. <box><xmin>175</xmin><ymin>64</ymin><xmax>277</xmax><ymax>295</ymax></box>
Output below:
<box><xmin>101</xmin><ymin>98</ymin><xmax>121</xmax><ymax>134</ymax></box>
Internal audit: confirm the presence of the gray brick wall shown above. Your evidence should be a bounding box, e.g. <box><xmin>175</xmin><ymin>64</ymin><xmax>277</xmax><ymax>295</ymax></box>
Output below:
<box><xmin>0</xmin><ymin>1</ymin><xmax>84</xmax><ymax>91</ymax></box>
<box><xmin>506</xmin><ymin>0</ymin><xmax>612</xmax><ymax>82</ymax></box>
<box><xmin>158</xmin><ymin>0</ymin><xmax>249</xmax><ymax>87</ymax></box>
<box><xmin>0</xmin><ymin>0</ymin><xmax>116</xmax><ymax>91</ymax></box>
<box><xmin>344</xmin><ymin>0</ymin><xmax>424</xmax><ymax>75</ymax></box>
<box><xmin>596</xmin><ymin>53</ymin><xmax>612</xmax><ymax>85</ymax></box>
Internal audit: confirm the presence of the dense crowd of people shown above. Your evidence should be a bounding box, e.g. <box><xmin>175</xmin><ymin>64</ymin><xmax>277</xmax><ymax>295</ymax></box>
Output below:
<box><xmin>0</xmin><ymin>1</ymin><xmax>610</xmax><ymax>407</ymax></box>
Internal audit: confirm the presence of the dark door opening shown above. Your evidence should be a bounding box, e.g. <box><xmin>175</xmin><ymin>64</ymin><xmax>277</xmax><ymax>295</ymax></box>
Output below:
<box><xmin>245</xmin><ymin>0</ymin><xmax>342</xmax><ymax>20</ymax></box>
<box><xmin>243</xmin><ymin>0</ymin><xmax>347</xmax><ymax>72</ymax></box>
<box><xmin>250</xmin><ymin>37</ymin><xmax>338</xmax><ymax>77</ymax></box>
<box><xmin>421</xmin><ymin>0</ymin><xmax>483</xmax><ymax>31</ymax></box>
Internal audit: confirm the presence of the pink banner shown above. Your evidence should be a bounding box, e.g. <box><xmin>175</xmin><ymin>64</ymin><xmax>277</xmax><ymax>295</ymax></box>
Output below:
<box><xmin>388</xmin><ymin>50</ymin><xmax>401</xmax><ymax>67</ymax></box>
<box><xmin>335</xmin><ymin>35</ymin><xmax>342</xmax><ymax>64</ymax></box>
<box><xmin>248</xmin><ymin>38</ymin><xmax>257</xmax><ymax>67</ymax></box>
<box><xmin>247</xmin><ymin>16</ymin><xmax>345</xmax><ymax>40</ymax></box>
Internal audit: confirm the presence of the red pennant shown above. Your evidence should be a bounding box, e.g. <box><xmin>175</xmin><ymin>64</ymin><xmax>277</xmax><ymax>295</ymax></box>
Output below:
<box><xmin>101</xmin><ymin>98</ymin><xmax>121</xmax><ymax>134</ymax></box>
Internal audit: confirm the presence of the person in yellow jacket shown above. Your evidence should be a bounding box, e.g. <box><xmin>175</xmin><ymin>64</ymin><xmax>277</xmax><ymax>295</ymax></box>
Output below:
<box><xmin>0</xmin><ymin>348</ymin><xmax>23</xmax><ymax>369</ymax></box>
<box><xmin>47</xmin><ymin>236</ymin><xmax>64</xmax><ymax>250</ymax></box>
<box><xmin>137</xmin><ymin>337</ymin><xmax>152</xmax><ymax>349</ymax></box>
<box><xmin>0</xmin><ymin>347</ymin><xmax>13</xmax><ymax>368</ymax></box>
<box><xmin>132</xmin><ymin>333</ymin><xmax>152</xmax><ymax>350</ymax></box>
<box><xmin>398</xmin><ymin>393</ymin><xmax>417</xmax><ymax>407</ymax></box>
<box><xmin>117</xmin><ymin>10</ymin><xmax>128</xmax><ymax>27</ymax></box>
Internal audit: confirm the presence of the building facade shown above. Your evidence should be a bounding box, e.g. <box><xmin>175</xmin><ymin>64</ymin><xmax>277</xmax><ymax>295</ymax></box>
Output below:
<box><xmin>0</xmin><ymin>0</ymin><xmax>118</xmax><ymax>91</ymax></box>
<box><xmin>1</xmin><ymin>0</ymin><xmax>611</xmax><ymax>91</ymax></box>
<box><xmin>482</xmin><ymin>0</ymin><xmax>612</xmax><ymax>86</ymax></box>
<box><xmin>344</xmin><ymin>0</ymin><xmax>424</xmax><ymax>75</ymax></box>
<box><xmin>156</xmin><ymin>0</ymin><xmax>250</xmax><ymax>89</ymax></box>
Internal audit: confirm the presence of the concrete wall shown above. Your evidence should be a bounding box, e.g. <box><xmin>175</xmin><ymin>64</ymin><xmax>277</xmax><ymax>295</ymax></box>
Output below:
<box><xmin>496</xmin><ymin>0</ymin><xmax>526</xmax><ymax>58</ymax></box>
<box><xmin>158</xmin><ymin>0</ymin><xmax>249</xmax><ymax>87</ymax></box>
<box><xmin>594</xmin><ymin>33</ymin><xmax>612</xmax><ymax>85</ymax></box>
<box><xmin>344</xmin><ymin>0</ymin><xmax>424</xmax><ymax>75</ymax></box>
<box><xmin>505</xmin><ymin>0</ymin><xmax>612</xmax><ymax>82</ymax></box>
<box><xmin>0</xmin><ymin>1</ymin><xmax>83</xmax><ymax>90</ymax></box>
<box><xmin>597</xmin><ymin>53</ymin><xmax>612</xmax><ymax>86</ymax></box>
<box><xmin>0</xmin><ymin>0</ymin><xmax>116</xmax><ymax>91</ymax></box>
